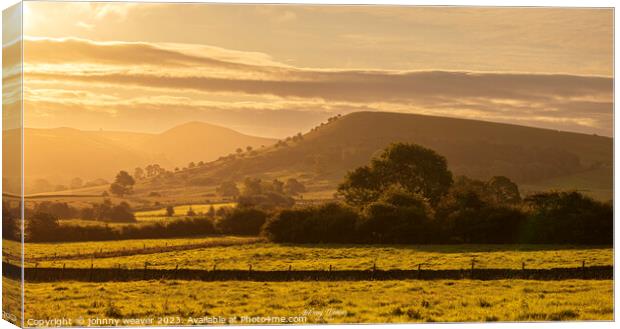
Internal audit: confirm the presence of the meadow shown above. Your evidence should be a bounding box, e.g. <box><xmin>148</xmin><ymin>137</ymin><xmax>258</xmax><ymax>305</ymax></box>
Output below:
<box><xmin>134</xmin><ymin>203</ymin><xmax>236</xmax><ymax>221</ymax></box>
<box><xmin>3</xmin><ymin>236</ymin><xmax>260</xmax><ymax>264</ymax></box>
<box><xmin>20</xmin><ymin>279</ymin><xmax>613</xmax><ymax>324</ymax></box>
<box><xmin>24</xmin><ymin>240</ymin><xmax>612</xmax><ymax>271</ymax></box>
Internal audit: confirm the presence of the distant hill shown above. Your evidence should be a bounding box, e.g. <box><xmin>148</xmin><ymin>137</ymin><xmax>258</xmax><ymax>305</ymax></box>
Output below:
<box><xmin>161</xmin><ymin>111</ymin><xmax>612</xmax><ymax>199</ymax></box>
<box><xmin>5</xmin><ymin>122</ymin><xmax>275</xmax><ymax>192</ymax></box>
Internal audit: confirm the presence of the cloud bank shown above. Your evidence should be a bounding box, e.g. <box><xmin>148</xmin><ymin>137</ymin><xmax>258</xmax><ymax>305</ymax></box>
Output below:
<box><xmin>11</xmin><ymin>37</ymin><xmax>614</xmax><ymax>136</ymax></box>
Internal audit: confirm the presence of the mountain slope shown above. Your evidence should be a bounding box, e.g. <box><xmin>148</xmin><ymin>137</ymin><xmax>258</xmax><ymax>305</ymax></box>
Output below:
<box><xmin>168</xmin><ymin>111</ymin><xmax>612</xmax><ymax>198</ymax></box>
<box><xmin>140</xmin><ymin>122</ymin><xmax>275</xmax><ymax>167</ymax></box>
<box><xmin>10</xmin><ymin>122</ymin><xmax>275</xmax><ymax>191</ymax></box>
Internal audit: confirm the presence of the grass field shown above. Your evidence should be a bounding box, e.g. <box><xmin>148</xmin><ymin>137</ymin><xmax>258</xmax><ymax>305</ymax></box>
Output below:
<box><xmin>19</xmin><ymin>279</ymin><xmax>612</xmax><ymax>324</ymax></box>
<box><xmin>3</xmin><ymin>236</ymin><xmax>259</xmax><ymax>263</ymax></box>
<box><xmin>28</xmin><ymin>241</ymin><xmax>612</xmax><ymax>271</ymax></box>
<box><xmin>134</xmin><ymin>203</ymin><xmax>236</xmax><ymax>221</ymax></box>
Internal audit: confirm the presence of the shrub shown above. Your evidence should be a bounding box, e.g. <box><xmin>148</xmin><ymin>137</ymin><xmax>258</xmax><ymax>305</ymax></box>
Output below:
<box><xmin>263</xmin><ymin>203</ymin><xmax>359</xmax><ymax>243</ymax></box>
<box><xmin>216</xmin><ymin>208</ymin><xmax>269</xmax><ymax>235</ymax></box>
<box><xmin>523</xmin><ymin>191</ymin><xmax>612</xmax><ymax>244</ymax></box>
<box><xmin>358</xmin><ymin>187</ymin><xmax>435</xmax><ymax>243</ymax></box>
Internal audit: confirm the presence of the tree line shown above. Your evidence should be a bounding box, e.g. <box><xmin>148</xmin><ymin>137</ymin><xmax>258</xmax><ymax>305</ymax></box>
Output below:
<box><xmin>261</xmin><ymin>143</ymin><xmax>611</xmax><ymax>245</ymax></box>
<box><xmin>3</xmin><ymin>143</ymin><xmax>611</xmax><ymax>245</ymax></box>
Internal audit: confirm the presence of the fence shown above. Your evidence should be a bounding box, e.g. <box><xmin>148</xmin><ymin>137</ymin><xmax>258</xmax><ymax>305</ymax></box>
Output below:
<box><xmin>2</xmin><ymin>262</ymin><xmax>612</xmax><ymax>283</ymax></box>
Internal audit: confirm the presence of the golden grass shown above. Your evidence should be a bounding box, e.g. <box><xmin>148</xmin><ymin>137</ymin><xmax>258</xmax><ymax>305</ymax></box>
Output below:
<box><xmin>20</xmin><ymin>279</ymin><xmax>613</xmax><ymax>324</ymax></box>
<box><xmin>2</xmin><ymin>277</ymin><xmax>22</xmax><ymax>325</ymax></box>
<box><xmin>32</xmin><ymin>242</ymin><xmax>612</xmax><ymax>271</ymax></box>
<box><xmin>3</xmin><ymin>236</ymin><xmax>258</xmax><ymax>264</ymax></box>
<box><xmin>135</xmin><ymin>203</ymin><xmax>235</xmax><ymax>220</ymax></box>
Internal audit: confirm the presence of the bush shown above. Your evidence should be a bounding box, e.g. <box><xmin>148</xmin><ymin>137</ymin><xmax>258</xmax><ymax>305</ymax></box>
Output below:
<box><xmin>523</xmin><ymin>191</ymin><xmax>612</xmax><ymax>244</ymax></box>
<box><xmin>80</xmin><ymin>200</ymin><xmax>136</xmax><ymax>223</ymax></box>
<box><xmin>216</xmin><ymin>208</ymin><xmax>269</xmax><ymax>235</ymax></box>
<box><xmin>358</xmin><ymin>187</ymin><xmax>435</xmax><ymax>243</ymax></box>
<box><xmin>26</xmin><ymin>216</ymin><xmax>216</xmax><ymax>242</ymax></box>
<box><xmin>263</xmin><ymin>203</ymin><xmax>359</xmax><ymax>243</ymax></box>
<box><xmin>26</xmin><ymin>212</ymin><xmax>60</xmax><ymax>242</ymax></box>
<box><xmin>435</xmin><ymin>185</ymin><xmax>526</xmax><ymax>243</ymax></box>
<box><xmin>237</xmin><ymin>191</ymin><xmax>294</xmax><ymax>210</ymax></box>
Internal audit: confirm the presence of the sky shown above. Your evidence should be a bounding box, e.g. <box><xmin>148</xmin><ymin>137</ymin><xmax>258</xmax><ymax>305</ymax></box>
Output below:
<box><xmin>7</xmin><ymin>2</ymin><xmax>614</xmax><ymax>137</ymax></box>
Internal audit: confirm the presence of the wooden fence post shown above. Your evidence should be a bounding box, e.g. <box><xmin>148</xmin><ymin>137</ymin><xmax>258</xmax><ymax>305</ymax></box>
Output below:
<box><xmin>90</xmin><ymin>263</ymin><xmax>94</xmax><ymax>281</ymax></box>
<box><xmin>582</xmin><ymin>260</ymin><xmax>586</xmax><ymax>279</ymax></box>
<box><xmin>470</xmin><ymin>259</ymin><xmax>475</xmax><ymax>278</ymax></box>
<box><xmin>143</xmin><ymin>262</ymin><xmax>148</xmax><ymax>280</ymax></box>
<box><xmin>417</xmin><ymin>264</ymin><xmax>421</xmax><ymax>279</ymax></box>
<box><xmin>371</xmin><ymin>262</ymin><xmax>376</xmax><ymax>280</ymax></box>
<box><xmin>522</xmin><ymin>262</ymin><xmax>525</xmax><ymax>270</ymax></box>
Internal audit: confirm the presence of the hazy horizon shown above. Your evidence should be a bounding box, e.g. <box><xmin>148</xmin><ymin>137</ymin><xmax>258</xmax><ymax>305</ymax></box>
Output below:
<box><xmin>4</xmin><ymin>2</ymin><xmax>612</xmax><ymax>137</ymax></box>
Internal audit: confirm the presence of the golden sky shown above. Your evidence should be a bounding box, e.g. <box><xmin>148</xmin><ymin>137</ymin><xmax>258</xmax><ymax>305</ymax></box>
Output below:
<box><xmin>9</xmin><ymin>2</ymin><xmax>614</xmax><ymax>137</ymax></box>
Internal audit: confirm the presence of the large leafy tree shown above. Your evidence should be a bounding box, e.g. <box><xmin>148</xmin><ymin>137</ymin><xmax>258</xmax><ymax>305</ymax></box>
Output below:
<box><xmin>338</xmin><ymin>143</ymin><xmax>453</xmax><ymax>206</ymax></box>
<box><xmin>109</xmin><ymin>171</ymin><xmax>135</xmax><ymax>197</ymax></box>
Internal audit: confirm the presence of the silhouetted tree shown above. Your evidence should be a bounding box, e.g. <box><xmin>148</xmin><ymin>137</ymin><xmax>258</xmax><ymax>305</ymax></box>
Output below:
<box><xmin>216</xmin><ymin>208</ymin><xmax>268</xmax><ymax>235</ymax></box>
<box><xmin>133</xmin><ymin>167</ymin><xmax>145</xmax><ymax>181</ymax></box>
<box><xmin>166</xmin><ymin>206</ymin><xmax>175</xmax><ymax>217</ymax></box>
<box><xmin>338</xmin><ymin>143</ymin><xmax>453</xmax><ymax>206</ymax></box>
<box><xmin>187</xmin><ymin>207</ymin><xmax>197</xmax><ymax>217</ymax></box>
<box><xmin>358</xmin><ymin>186</ymin><xmax>435</xmax><ymax>243</ymax></box>
<box><xmin>523</xmin><ymin>191</ymin><xmax>612</xmax><ymax>244</ymax></box>
<box><xmin>486</xmin><ymin>176</ymin><xmax>521</xmax><ymax>204</ymax></box>
<box><xmin>216</xmin><ymin>181</ymin><xmax>240</xmax><ymax>199</ymax></box>
<box><xmin>207</xmin><ymin>205</ymin><xmax>216</xmax><ymax>218</ymax></box>
<box><xmin>26</xmin><ymin>212</ymin><xmax>60</xmax><ymax>242</ymax></box>
<box><xmin>109</xmin><ymin>171</ymin><xmax>135</xmax><ymax>197</ymax></box>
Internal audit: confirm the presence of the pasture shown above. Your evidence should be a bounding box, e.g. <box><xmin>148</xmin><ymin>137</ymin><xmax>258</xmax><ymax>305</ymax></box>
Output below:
<box><xmin>25</xmin><ymin>240</ymin><xmax>612</xmax><ymax>271</ymax></box>
<box><xmin>134</xmin><ymin>202</ymin><xmax>236</xmax><ymax>221</ymax></box>
<box><xmin>21</xmin><ymin>279</ymin><xmax>613</xmax><ymax>323</ymax></box>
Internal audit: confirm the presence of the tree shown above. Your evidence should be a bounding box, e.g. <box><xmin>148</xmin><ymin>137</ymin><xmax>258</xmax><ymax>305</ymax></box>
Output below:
<box><xmin>284</xmin><ymin>178</ymin><xmax>306</xmax><ymax>196</ymax></box>
<box><xmin>26</xmin><ymin>212</ymin><xmax>60</xmax><ymax>242</ymax></box>
<box><xmin>523</xmin><ymin>191</ymin><xmax>612</xmax><ymax>244</ymax></box>
<box><xmin>338</xmin><ymin>143</ymin><xmax>453</xmax><ymax>207</ymax></box>
<box><xmin>145</xmin><ymin>164</ymin><xmax>164</xmax><ymax>177</ymax></box>
<box><xmin>70</xmin><ymin>177</ymin><xmax>83</xmax><ymax>190</ymax></box>
<box><xmin>216</xmin><ymin>208</ymin><xmax>268</xmax><ymax>235</ymax></box>
<box><xmin>216</xmin><ymin>181</ymin><xmax>240</xmax><ymax>199</ymax></box>
<box><xmin>187</xmin><ymin>207</ymin><xmax>196</xmax><ymax>217</ymax></box>
<box><xmin>108</xmin><ymin>202</ymin><xmax>136</xmax><ymax>222</ymax></box>
<box><xmin>2</xmin><ymin>201</ymin><xmax>18</xmax><ymax>240</ymax></box>
<box><xmin>236</xmin><ymin>148</ymin><xmax>243</xmax><ymax>154</ymax></box>
<box><xmin>134</xmin><ymin>167</ymin><xmax>145</xmax><ymax>181</ymax></box>
<box><xmin>486</xmin><ymin>176</ymin><xmax>521</xmax><ymax>204</ymax></box>
<box><xmin>189</xmin><ymin>162</ymin><xmax>196</xmax><ymax>169</ymax></box>
<box><xmin>166</xmin><ymin>206</ymin><xmax>175</xmax><ymax>217</ymax></box>
<box><xmin>358</xmin><ymin>187</ymin><xmax>435</xmax><ymax>243</ymax></box>
<box><xmin>246</xmin><ymin>146</ymin><xmax>253</xmax><ymax>152</ymax></box>
<box><xmin>207</xmin><ymin>205</ymin><xmax>216</xmax><ymax>218</ymax></box>
<box><xmin>109</xmin><ymin>171</ymin><xmax>135</xmax><ymax>197</ymax></box>
<box><xmin>242</xmin><ymin>177</ymin><xmax>263</xmax><ymax>196</ymax></box>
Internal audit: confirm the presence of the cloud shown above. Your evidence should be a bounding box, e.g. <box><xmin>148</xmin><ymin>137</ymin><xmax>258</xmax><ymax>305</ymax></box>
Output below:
<box><xmin>18</xmin><ymin>37</ymin><xmax>614</xmax><ymax>136</ymax></box>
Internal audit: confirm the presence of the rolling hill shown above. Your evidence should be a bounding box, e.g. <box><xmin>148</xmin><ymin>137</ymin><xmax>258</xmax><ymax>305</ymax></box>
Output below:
<box><xmin>155</xmin><ymin>111</ymin><xmax>612</xmax><ymax>199</ymax></box>
<box><xmin>4</xmin><ymin>122</ymin><xmax>275</xmax><ymax>192</ymax></box>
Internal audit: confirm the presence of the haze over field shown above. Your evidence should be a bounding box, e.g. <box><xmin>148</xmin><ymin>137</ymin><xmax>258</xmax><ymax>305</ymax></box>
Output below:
<box><xmin>3</xmin><ymin>122</ymin><xmax>275</xmax><ymax>189</ymax></box>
